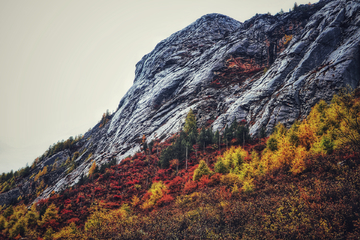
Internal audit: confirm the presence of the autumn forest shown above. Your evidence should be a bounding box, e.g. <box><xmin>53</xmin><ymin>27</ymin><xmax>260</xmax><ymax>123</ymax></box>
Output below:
<box><xmin>0</xmin><ymin>88</ymin><xmax>360</xmax><ymax>239</ymax></box>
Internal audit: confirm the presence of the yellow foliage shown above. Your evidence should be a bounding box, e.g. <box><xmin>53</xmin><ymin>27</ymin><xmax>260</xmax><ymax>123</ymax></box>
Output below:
<box><xmin>259</xmin><ymin>89</ymin><xmax>360</xmax><ymax>176</ymax></box>
<box><xmin>34</xmin><ymin>166</ymin><xmax>47</xmax><ymax>182</ymax></box>
<box><xmin>89</xmin><ymin>161</ymin><xmax>97</xmax><ymax>176</ymax></box>
<box><xmin>236</xmin><ymin>150</ymin><xmax>265</xmax><ymax>181</ymax></box>
<box><xmin>8</xmin><ymin>217</ymin><xmax>26</xmax><ymax>238</ymax></box>
<box><xmin>217</xmin><ymin>146</ymin><xmax>247</xmax><ymax>174</ymax></box>
<box><xmin>34</xmin><ymin>166</ymin><xmax>48</xmax><ymax>182</ymax></box>
<box><xmin>219</xmin><ymin>201</ymin><xmax>229</xmax><ymax>209</ymax></box>
<box><xmin>193</xmin><ymin>160</ymin><xmax>211</xmax><ymax>181</ymax></box>
<box><xmin>131</xmin><ymin>195</ymin><xmax>140</xmax><ymax>207</ymax></box>
<box><xmin>141</xmin><ymin>181</ymin><xmax>168</xmax><ymax>210</ymax></box>
<box><xmin>0</xmin><ymin>215</ymin><xmax>5</xmax><ymax>231</ymax></box>
<box><xmin>84</xmin><ymin>207</ymin><xmax>129</xmax><ymax>239</ymax></box>
<box><xmin>38</xmin><ymin>203</ymin><xmax>58</xmax><ymax>226</ymax></box>
<box><xmin>304</xmin><ymin>89</ymin><xmax>360</xmax><ymax>153</ymax></box>
<box><xmin>183</xmin><ymin>109</ymin><xmax>197</xmax><ymax>133</ymax></box>
<box><xmin>175</xmin><ymin>195</ymin><xmax>193</xmax><ymax>208</ymax></box>
<box><xmin>220</xmin><ymin>173</ymin><xmax>241</xmax><ymax>187</ymax></box>
<box><xmin>25</xmin><ymin>205</ymin><xmax>39</xmax><ymax>228</ymax></box>
<box><xmin>284</xmin><ymin>34</ymin><xmax>293</xmax><ymax>45</ymax></box>
<box><xmin>242</xmin><ymin>178</ymin><xmax>254</xmax><ymax>193</ymax></box>
<box><xmin>290</xmin><ymin>146</ymin><xmax>307</xmax><ymax>175</ymax></box>
<box><xmin>329</xmin><ymin>90</ymin><xmax>360</xmax><ymax>151</ymax></box>
<box><xmin>0</xmin><ymin>205</ymin><xmax>29</xmax><ymax>238</ymax></box>
<box><xmin>44</xmin><ymin>227</ymin><xmax>55</xmax><ymax>240</ymax></box>
<box><xmin>86</xmin><ymin>153</ymin><xmax>93</xmax><ymax>161</ymax></box>
<box><xmin>42</xmin><ymin>166</ymin><xmax>48</xmax><ymax>175</ymax></box>
<box><xmin>65</xmin><ymin>157</ymin><xmax>71</xmax><ymax>165</ymax></box>
<box><xmin>231</xmin><ymin>183</ymin><xmax>240</xmax><ymax>196</ymax></box>
<box><xmin>297</xmin><ymin>120</ymin><xmax>317</xmax><ymax>150</ymax></box>
<box><xmin>53</xmin><ymin>222</ymin><xmax>82</xmax><ymax>240</ymax></box>
<box><xmin>34</xmin><ymin>173</ymin><xmax>40</xmax><ymax>182</ymax></box>
<box><xmin>36</xmin><ymin>180</ymin><xmax>46</xmax><ymax>196</ymax></box>
<box><xmin>84</xmin><ymin>209</ymin><xmax>110</xmax><ymax>237</ymax></box>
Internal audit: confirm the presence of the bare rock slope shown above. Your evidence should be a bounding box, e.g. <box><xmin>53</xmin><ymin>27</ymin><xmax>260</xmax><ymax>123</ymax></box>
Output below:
<box><xmin>104</xmin><ymin>0</ymin><xmax>360</xmax><ymax>159</ymax></box>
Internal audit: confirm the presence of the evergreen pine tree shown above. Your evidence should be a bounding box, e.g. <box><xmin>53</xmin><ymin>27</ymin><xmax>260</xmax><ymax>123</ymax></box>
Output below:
<box><xmin>193</xmin><ymin>160</ymin><xmax>211</xmax><ymax>181</ymax></box>
<box><xmin>184</xmin><ymin>109</ymin><xmax>197</xmax><ymax>134</ymax></box>
<box><xmin>198</xmin><ymin>127</ymin><xmax>207</xmax><ymax>151</ymax></box>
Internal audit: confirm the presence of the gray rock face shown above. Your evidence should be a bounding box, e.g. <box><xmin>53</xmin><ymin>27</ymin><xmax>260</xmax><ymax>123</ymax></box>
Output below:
<box><xmin>32</xmin><ymin>0</ymin><xmax>360</xmax><ymax>201</ymax></box>
<box><xmin>0</xmin><ymin>188</ymin><xmax>20</xmax><ymax>206</ymax></box>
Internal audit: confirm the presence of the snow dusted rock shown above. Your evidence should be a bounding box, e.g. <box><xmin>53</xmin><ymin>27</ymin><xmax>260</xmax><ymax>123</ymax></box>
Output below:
<box><xmin>30</xmin><ymin>0</ymin><xmax>360</xmax><ymax>201</ymax></box>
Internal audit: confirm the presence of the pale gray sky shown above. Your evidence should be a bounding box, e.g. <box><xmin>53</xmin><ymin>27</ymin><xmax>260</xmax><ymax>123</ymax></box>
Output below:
<box><xmin>0</xmin><ymin>0</ymin><xmax>313</xmax><ymax>173</ymax></box>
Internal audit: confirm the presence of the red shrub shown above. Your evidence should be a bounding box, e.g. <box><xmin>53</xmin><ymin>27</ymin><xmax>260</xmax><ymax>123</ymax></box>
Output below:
<box><xmin>198</xmin><ymin>175</ymin><xmax>211</xmax><ymax>188</ymax></box>
<box><xmin>105</xmin><ymin>202</ymin><xmax>120</xmax><ymax>209</ymax></box>
<box><xmin>134</xmin><ymin>159</ymin><xmax>145</xmax><ymax>167</ymax></box>
<box><xmin>37</xmin><ymin>198</ymin><xmax>49</xmax><ymax>207</ymax></box>
<box><xmin>42</xmin><ymin>219</ymin><xmax>59</xmax><ymax>230</ymax></box>
<box><xmin>113</xmin><ymin>195</ymin><xmax>122</xmax><ymax>200</ymax></box>
<box><xmin>167</xmin><ymin>176</ymin><xmax>184</xmax><ymax>193</ymax></box>
<box><xmin>184</xmin><ymin>180</ymin><xmax>198</xmax><ymax>194</ymax></box>
<box><xmin>110</xmin><ymin>183</ymin><xmax>122</xmax><ymax>190</ymax></box>
<box><xmin>209</xmin><ymin>173</ymin><xmax>222</xmax><ymax>186</ymax></box>
<box><xmin>60</xmin><ymin>209</ymin><xmax>73</xmax><ymax>215</ymax></box>
<box><xmin>66</xmin><ymin>218</ymin><xmax>80</xmax><ymax>224</ymax></box>
<box><xmin>156</xmin><ymin>194</ymin><xmax>174</xmax><ymax>207</ymax></box>
<box><xmin>94</xmin><ymin>187</ymin><xmax>103</xmax><ymax>193</ymax></box>
<box><xmin>153</xmin><ymin>176</ymin><xmax>161</xmax><ymax>181</ymax></box>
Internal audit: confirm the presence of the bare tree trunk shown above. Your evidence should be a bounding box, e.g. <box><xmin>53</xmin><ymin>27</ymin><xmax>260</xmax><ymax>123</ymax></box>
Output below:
<box><xmin>219</xmin><ymin>133</ymin><xmax>221</xmax><ymax>151</ymax></box>
<box><xmin>186</xmin><ymin>146</ymin><xmax>188</xmax><ymax>170</ymax></box>
<box><xmin>243</xmin><ymin>131</ymin><xmax>245</xmax><ymax>148</ymax></box>
<box><xmin>176</xmin><ymin>161</ymin><xmax>179</xmax><ymax>175</ymax></box>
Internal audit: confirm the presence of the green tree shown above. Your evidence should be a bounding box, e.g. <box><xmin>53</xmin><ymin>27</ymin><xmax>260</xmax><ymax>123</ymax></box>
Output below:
<box><xmin>198</xmin><ymin>127</ymin><xmax>207</xmax><ymax>151</ymax></box>
<box><xmin>259</xmin><ymin>126</ymin><xmax>267</xmax><ymax>139</ymax></box>
<box><xmin>9</xmin><ymin>218</ymin><xmax>26</xmax><ymax>238</ymax></box>
<box><xmin>148</xmin><ymin>140</ymin><xmax>154</xmax><ymax>154</ymax></box>
<box><xmin>25</xmin><ymin>204</ymin><xmax>39</xmax><ymax>228</ymax></box>
<box><xmin>293</xmin><ymin>2</ymin><xmax>298</xmax><ymax>10</ymax></box>
<box><xmin>267</xmin><ymin>137</ymin><xmax>278</xmax><ymax>151</ymax></box>
<box><xmin>206</xmin><ymin>127</ymin><xmax>214</xmax><ymax>145</ymax></box>
<box><xmin>160</xmin><ymin>146</ymin><xmax>173</xmax><ymax>169</ymax></box>
<box><xmin>3</xmin><ymin>205</ymin><xmax>14</xmax><ymax>218</ymax></box>
<box><xmin>44</xmin><ymin>227</ymin><xmax>55</xmax><ymax>240</ymax></box>
<box><xmin>330</xmin><ymin>89</ymin><xmax>360</xmax><ymax>151</ymax></box>
<box><xmin>193</xmin><ymin>160</ymin><xmax>211</xmax><ymax>181</ymax></box>
<box><xmin>214</xmin><ymin>130</ymin><xmax>220</xmax><ymax>146</ymax></box>
<box><xmin>184</xmin><ymin>109</ymin><xmax>197</xmax><ymax>134</ymax></box>
<box><xmin>38</xmin><ymin>203</ymin><xmax>58</xmax><ymax>226</ymax></box>
<box><xmin>72</xmin><ymin>151</ymin><xmax>80</xmax><ymax>161</ymax></box>
<box><xmin>214</xmin><ymin>160</ymin><xmax>228</xmax><ymax>174</ymax></box>
<box><xmin>0</xmin><ymin>215</ymin><xmax>5</xmax><ymax>231</ymax></box>
<box><xmin>235</xmin><ymin>124</ymin><xmax>250</xmax><ymax>146</ymax></box>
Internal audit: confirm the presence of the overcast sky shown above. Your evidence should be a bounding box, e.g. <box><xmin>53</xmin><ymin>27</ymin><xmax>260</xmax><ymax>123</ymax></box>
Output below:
<box><xmin>0</xmin><ymin>0</ymin><xmax>314</xmax><ymax>173</ymax></box>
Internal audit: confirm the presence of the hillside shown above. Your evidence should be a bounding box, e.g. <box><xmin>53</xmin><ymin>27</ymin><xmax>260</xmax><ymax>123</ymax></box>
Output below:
<box><xmin>0</xmin><ymin>0</ymin><xmax>354</xmax><ymax>205</ymax></box>
<box><xmin>0</xmin><ymin>87</ymin><xmax>359</xmax><ymax>239</ymax></box>
<box><xmin>0</xmin><ymin>0</ymin><xmax>360</xmax><ymax>238</ymax></box>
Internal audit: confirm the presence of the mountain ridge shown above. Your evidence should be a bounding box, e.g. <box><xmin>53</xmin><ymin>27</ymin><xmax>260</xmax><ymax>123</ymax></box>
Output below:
<box><xmin>34</xmin><ymin>0</ymin><xmax>360</xmax><ymax>201</ymax></box>
<box><xmin>1</xmin><ymin>0</ymin><xmax>359</xmax><ymax>205</ymax></box>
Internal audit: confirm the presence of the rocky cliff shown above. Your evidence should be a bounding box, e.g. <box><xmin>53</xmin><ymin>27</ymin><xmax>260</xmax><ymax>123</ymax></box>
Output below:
<box><xmin>101</xmin><ymin>0</ymin><xmax>360</xmax><ymax>160</ymax></box>
<box><xmin>1</xmin><ymin>0</ymin><xmax>359</xmax><ymax>204</ymax></box>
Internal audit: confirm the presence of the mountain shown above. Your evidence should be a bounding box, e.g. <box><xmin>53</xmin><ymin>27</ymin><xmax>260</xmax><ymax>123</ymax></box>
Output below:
<box><xmin>1</xmin><ymin>0</ymin><xmax>360</xmax><ymax>205</ymax></box>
